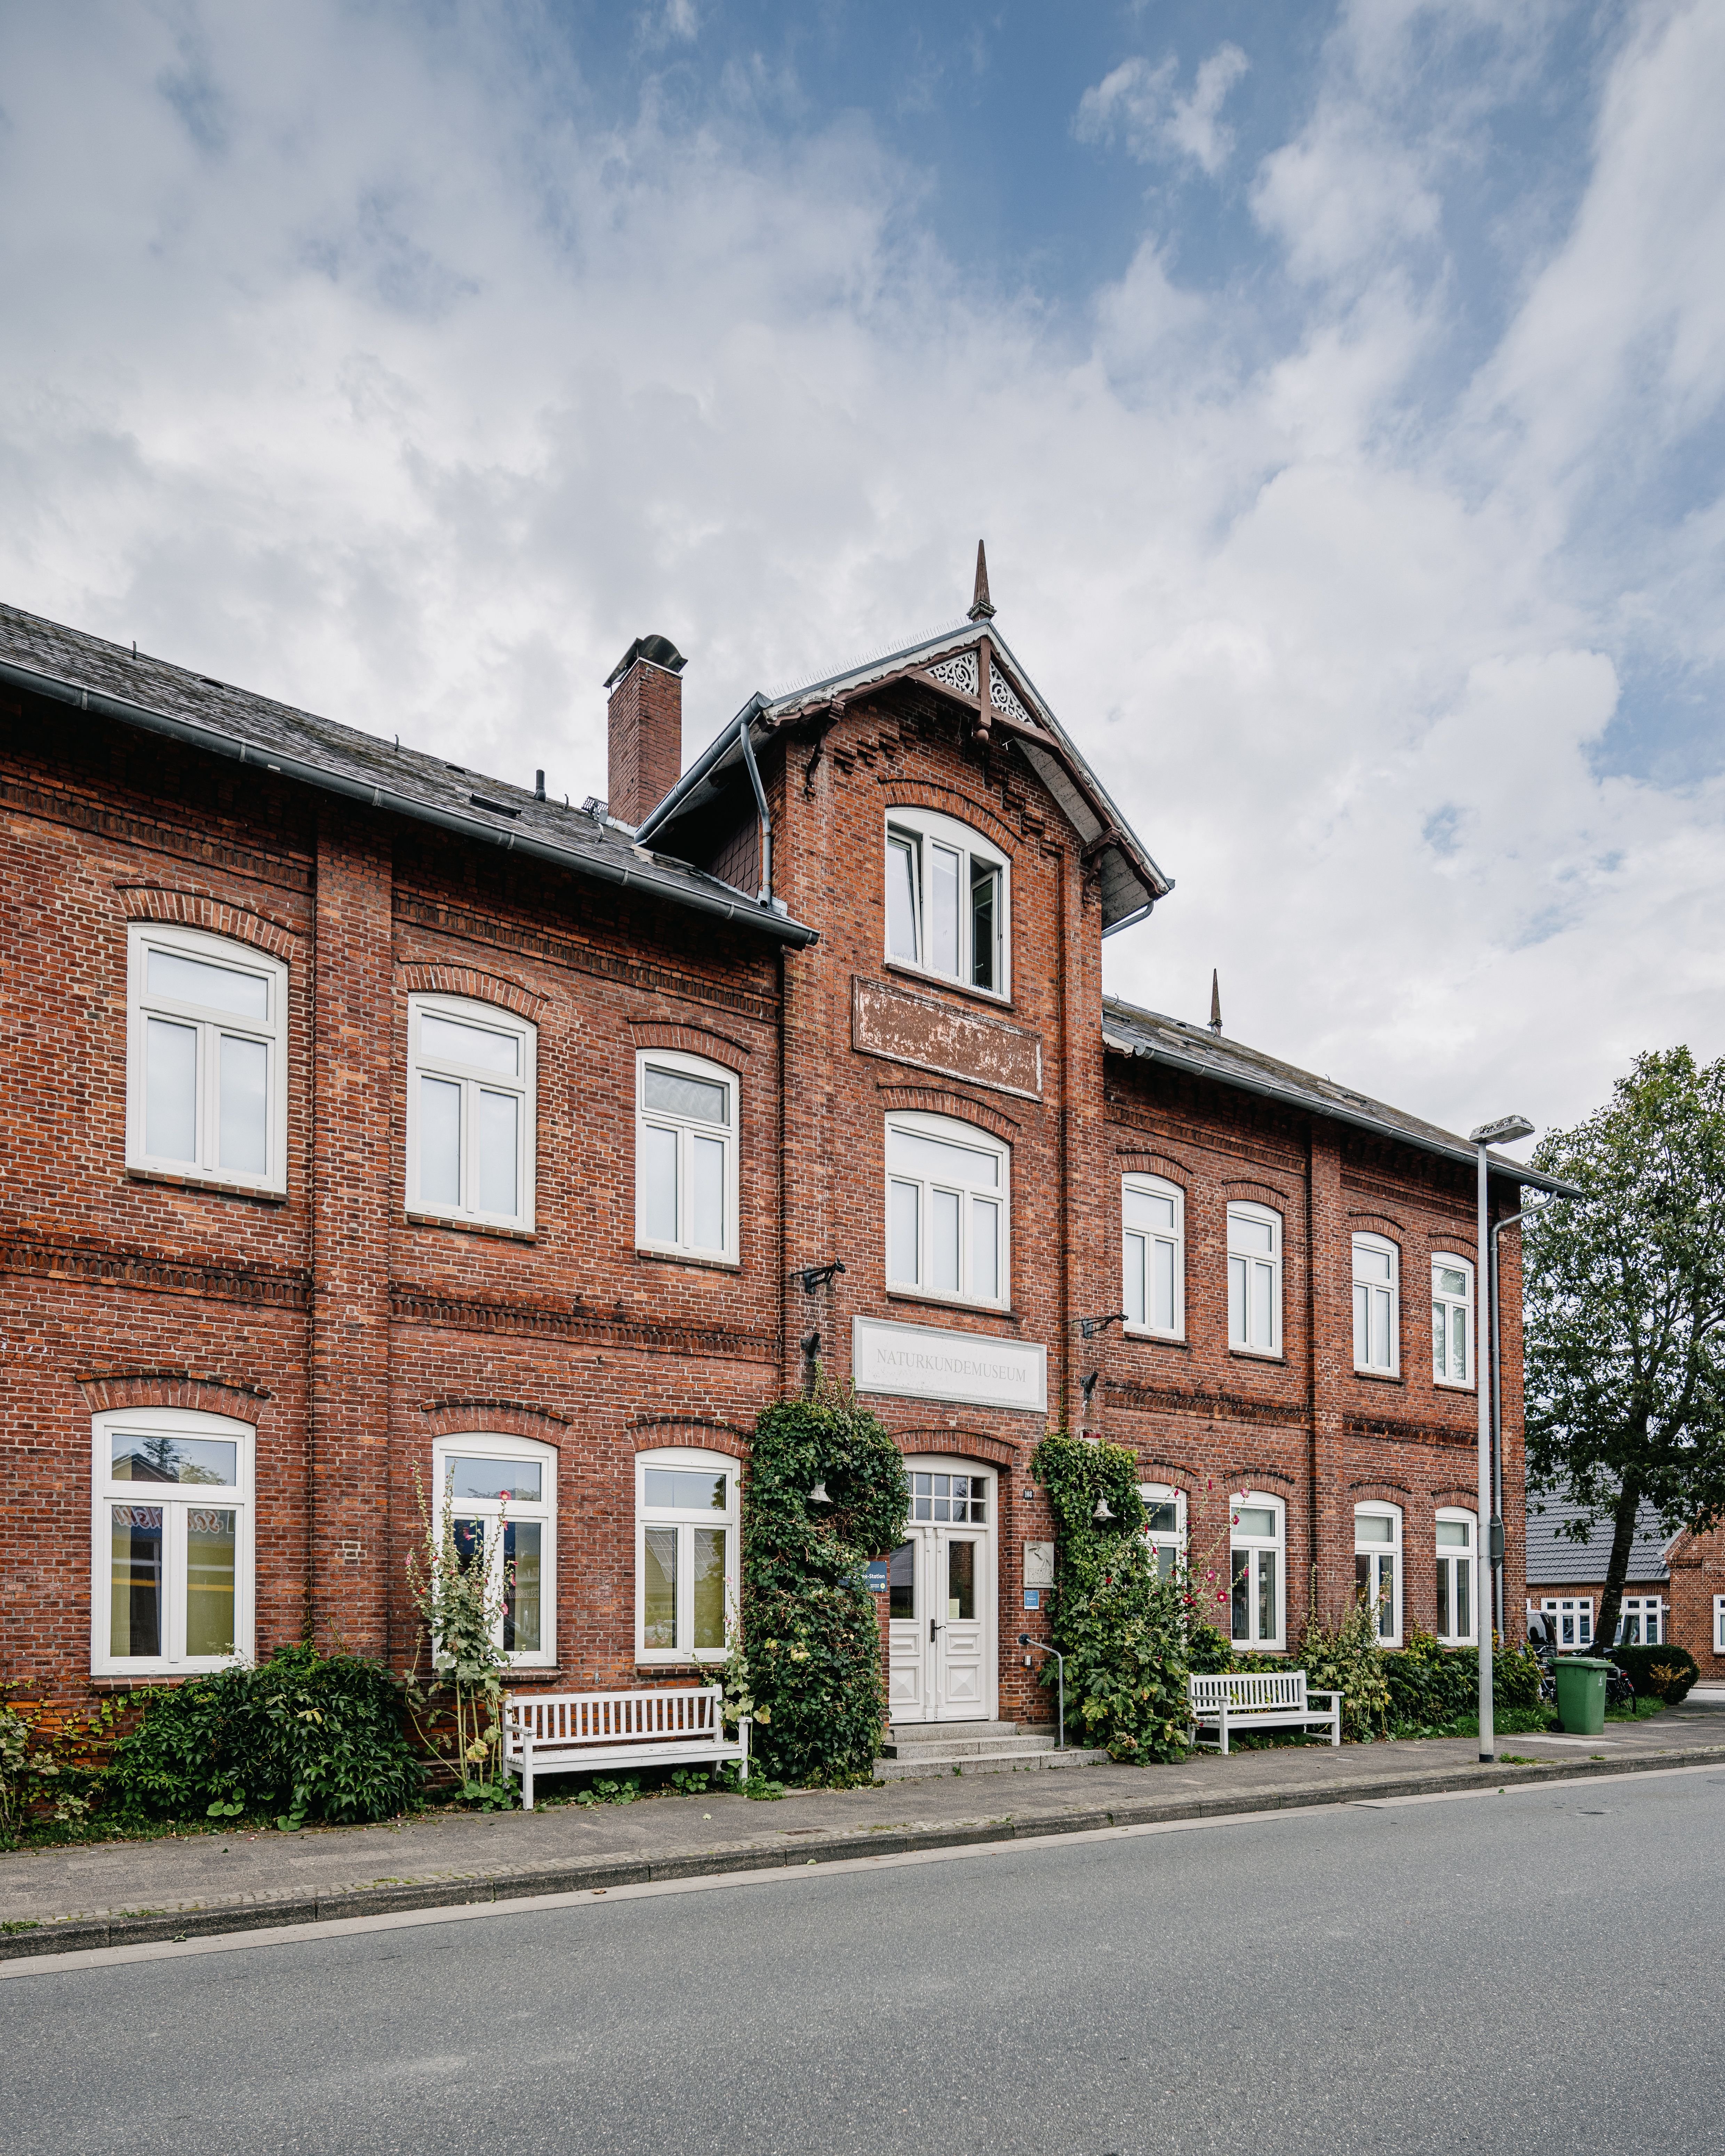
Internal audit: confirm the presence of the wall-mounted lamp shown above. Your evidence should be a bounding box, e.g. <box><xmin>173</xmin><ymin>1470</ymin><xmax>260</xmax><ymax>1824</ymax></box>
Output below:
<box><xmin>1092</xmin><ymin>1495</ymin><xmax>1116</xmax><ymax>1523</ymax></box>
<box><xmin>1079</xmin><ymin>1370</ymin><xmax>1100</xmax><ymax>1412</ymax></box>
<box><xmin>808</xmin><ymin>1479</ymin><xmax>833</xmax><ymax>1506</ymax></box>
<box><xmin>791</xmin><ymin>1260</ymin><xmax>847</xmax><ymax>1293</ymax></box>
<box><xmin>1070</xmin><ymin>1311</ymin><xmax>1127</xmax><ymax>1340</ymax></box>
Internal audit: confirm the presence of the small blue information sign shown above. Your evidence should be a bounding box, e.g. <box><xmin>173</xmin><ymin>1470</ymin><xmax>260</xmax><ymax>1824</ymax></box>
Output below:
<box><xmin>1023</xmin><ymin>1588</ymin><xmax>1040</xmax><ymax>1610</ymax></box>
<box><xmin>865</xmin><ymin>1559</ymin><xmax>890</xmax><ymax>1593</ymax></box>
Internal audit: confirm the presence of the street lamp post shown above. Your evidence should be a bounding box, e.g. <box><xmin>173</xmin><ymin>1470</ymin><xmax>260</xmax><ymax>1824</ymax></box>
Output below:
<box><xmin>1468</xmin><ymin>1114</ymin><xmax>1534</xmax><ymax>1764</ymax></box>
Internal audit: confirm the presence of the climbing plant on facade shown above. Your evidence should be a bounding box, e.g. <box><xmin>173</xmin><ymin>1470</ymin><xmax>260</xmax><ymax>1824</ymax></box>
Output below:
<box><xmin>743</xmin><ymin>1387</ymin><xmax>910</xmax><ymax>1788</ymax></box>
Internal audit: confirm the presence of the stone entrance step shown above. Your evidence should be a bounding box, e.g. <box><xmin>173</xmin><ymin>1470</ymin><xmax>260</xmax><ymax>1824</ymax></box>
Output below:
<box><xmin>873</xmin><ymin>1721</ymin><xmax>1110</xmax><ymax>1781</ymax></box>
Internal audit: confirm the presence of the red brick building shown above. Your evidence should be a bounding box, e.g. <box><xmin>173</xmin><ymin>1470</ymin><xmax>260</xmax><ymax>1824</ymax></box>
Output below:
<box><xmin>0</xmin><ymin>564</ymin><xmax>1568</xmax><ymax>1739</ymax></box>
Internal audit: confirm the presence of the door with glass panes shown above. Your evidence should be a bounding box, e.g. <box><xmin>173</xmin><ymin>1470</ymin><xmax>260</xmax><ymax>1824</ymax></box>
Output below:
<box><xmin>886</xmin><ymin>1463</ymin><xmax>995</xmax><ymax>1723</ymax></box>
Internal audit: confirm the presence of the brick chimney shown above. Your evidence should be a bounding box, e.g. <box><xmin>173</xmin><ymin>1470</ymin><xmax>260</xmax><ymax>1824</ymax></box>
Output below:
<box><xmin>605</xmin><ymin>634</ymin><xmax>687</xmax><ymax>828</ymax></box>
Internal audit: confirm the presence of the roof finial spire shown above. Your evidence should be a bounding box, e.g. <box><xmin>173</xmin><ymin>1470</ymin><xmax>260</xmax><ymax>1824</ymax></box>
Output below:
<box><xmin>968</xmin><ymin>540</ymin><xmax>996</xmax><ymax>622</ymax></box>
<box><xmin>1209</xmin><ymin>969</ymin><xmax>1223</xmax><ymax>1036</ymax></box>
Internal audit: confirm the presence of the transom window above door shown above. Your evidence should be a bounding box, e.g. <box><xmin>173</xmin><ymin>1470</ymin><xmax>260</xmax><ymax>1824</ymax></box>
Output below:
<box><xmin>911</xmin><ymin>1472</ymin><xmax>988</xmax><ymax>1523</ymax></box>
<box><xmin>885</xmin><ymin>1112</ymin><xmax>1009</xmax><ymax>1308</ymax></box>
<box><xmin>407</xmin><ymin>996</ymin><xmax>536</xmax><ymax>1232</ymax></box>
<box><xmin>884</xmin><ymin>809</ymin><xmax>1009</xmax><ymax>999</ymax></box>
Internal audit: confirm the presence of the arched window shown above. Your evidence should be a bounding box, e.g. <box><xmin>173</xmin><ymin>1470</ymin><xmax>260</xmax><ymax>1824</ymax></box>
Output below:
<box><xmin>432</xmin><ymin>1434</ymin><xmax>557</xmax><ymax>1668</ymax></box>
<box><xmin>126</xmin><ymin>923</ymin><xmax>288</xmax><ymax>1193</ymax></box>
<box><xmin>636</xmin><ymin>1449</ymin><xmax>740</xmax><ymax>1664</ymax></box>
<box><xmin>1354</xmin><ymin>1503</ymin><xmax>1403</xmax><ymax>1644</ymax></box>
<box><xmin>93</xmin><ymin>1407</ymin><xmax>254</xmax><ymax>1676</ymax></box>
<box><xmin>407</xmin><ymin>995</ymin><xmax>536</xmax><ymax>1231</ymax></box>
<box><xmin>1352</xmin><ymin>1234</ymin><xmax>1399</xmax><ymax>1373</ymax></box>
<box><xmin>1230</xmin><ymin>1493</ymin><xmax>1285</xmax><ymax>1650</ymax></box>
<box><xmin>1436</xmin><ymin>1509</ymin><xmax>1478</xmax><ymax>1644</ymax></box>
<box><xmin>885</xmin><ymin>1111</ymin><xmax>1010</xmax><ymax>1308</ymax></box>
<box><xmin>1432</xmin><ymin>1256</ymin><xmax>1474</xmax><ymax>1388</ymax></box>
<box><xmin>883</xmin><ymin>809</ymin><xmax>1010</xmax><ymax>998</ymax></box>
<box><xmin>636</xmin><ymin>1051</ymin><xmax>739</xmax><ymax>1263</ymax></box>
<box><xmin>1123</xmin><ymin>1176</ymin><xmax>1184</xmax><ymax>1338</ymax></box>
<box><xmin>1139</xmin><ymin>1483</ymin><xmax>1187</xmax><ymax>1580</ymax></box>
<box><xmin>1227</xmin><ymin>1202</ymin><xmax>1282</xmax><ymax>1354</ymax></box>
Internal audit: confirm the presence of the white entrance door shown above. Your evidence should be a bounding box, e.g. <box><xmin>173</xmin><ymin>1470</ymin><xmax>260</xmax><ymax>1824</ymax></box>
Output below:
<box><xmin>887</xmin><ymin>1464</ymin><xmax>995</xmax><ymax>1723</ymax></box>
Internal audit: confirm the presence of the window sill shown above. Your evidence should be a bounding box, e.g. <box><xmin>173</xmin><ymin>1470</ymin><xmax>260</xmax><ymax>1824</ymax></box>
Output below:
<box><xmin>1124</xmin><ymin>1328</ymin><xmax>1190</xmax><ymax>1350</ymax></box>
<box><xmin>634</xmin><ymin>1659</ymin><xmax>728</xmax><ymax>1672</ymax></box>
<box><xmin>1433</xmin><ymin>1378</ymin><xmax>1477</xmax><ymax>1394</ymax></box>
<box><xmin>636</xmin><ymin>1247</ymin><xmax>742</xmax><ymax>1274</ymax></box>
<box><xmin>126</xmin><ymin>1166</ymin><xmax>287</xmax><ymax>1205</ymax></box>
<box><xmin>882</xmin><ymin>959</ymin><xmax>1014</xmax><ymax>1014</ymax></box>
<box><xmin>1350</xmin><ymin>1368</ymin><xmax>1404</xmax><ymax>1386</ymax></box>
<box><xmin>885</xmin><ymin>1287</ymin><xmax>1020</xmax><ymax>1323</ymax></box>
<box><xmin>406</xmin><ymin>1211</ymin><xmax>536</xmax><ymax>1243</ymax></box>
<box><xmin>1227</xmin><ymin>1348</ymin><xmax>1286</xmax><ymax>1365</ymax></box>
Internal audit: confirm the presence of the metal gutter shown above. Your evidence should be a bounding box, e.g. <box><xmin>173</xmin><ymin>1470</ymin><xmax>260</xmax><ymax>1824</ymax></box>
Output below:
<box><xmin>1104</xmin><ymin>1022</ymin><xmax>1584</xmax><ymax>1197</ymax></box>
<box><xmin>0</xmin><ymin>655</ymin><xmax>816</xmax><ymax>948</ymax></box>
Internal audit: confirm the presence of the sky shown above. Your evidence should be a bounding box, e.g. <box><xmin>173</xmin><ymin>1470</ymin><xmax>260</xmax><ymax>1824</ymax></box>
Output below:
<box><xmin>2</xmin><ymin>0</ymin><xmax>1723</xmax><ymax>1141</ymax></box>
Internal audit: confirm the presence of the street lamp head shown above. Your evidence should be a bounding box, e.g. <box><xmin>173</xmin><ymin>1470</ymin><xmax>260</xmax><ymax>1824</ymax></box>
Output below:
<box><xmin>1469</xmin><ymin>1114</ymin><xmax>1534</xmax><ymax>1148</ymax></box>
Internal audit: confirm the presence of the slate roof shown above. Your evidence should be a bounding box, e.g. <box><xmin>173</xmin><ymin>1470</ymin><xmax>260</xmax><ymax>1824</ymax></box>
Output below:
<box><xmin>0</xmin><ymin>601</ymin><xmax>815</xmax><ymax>946</ymax></box>
<box><xmin>1525</xmin><ymin>1493</ymin><xmax>1672</xmax><ymax>1585</ymax></box>
<box><xmin>1103</xmin><ymin>997</ymin><xmax>1582</xmax><ymax>1196</ymax></box>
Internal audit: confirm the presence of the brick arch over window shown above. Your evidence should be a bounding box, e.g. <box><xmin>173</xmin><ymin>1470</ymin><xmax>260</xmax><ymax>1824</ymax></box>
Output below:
<box><xmin>629</xmin><ymin>1022</ymin><xmax>753</xmax><ymax>1072</ymax></box>
<box><xmin>874</xmin><ymin>1087</ymin><xmax>1021</xmax><ymax>1144</ymax></box>
<box><xmin>1115</xmin><ymin>1151</ymin><xmax>1192</xmax><ymax>1187</ymax></box>
<box><xmin>77</xmin><ymin>1370</ymin><xmax>270</xmax><ymax>1421</ymax></box>
<box><xmin>114</xmin><ymin>885</ymin><xmax>302</xmax><ymax>961</ymax></box>
<box><xmin>628</xmin><ymin>1417</ymin><xmax>751</xmax><ymax>1461</ymax></box>
<box><xmin>880</xmin><ymin>782</ymin><xmax>1018</xmax><ymax>856</ymax></box>
<box><xmin>395</xmin><ymin>963</ymin><xmax>545</xmax><ymax>1022</ymax></box>
<box><xmin>1430</xmin><ymin>1483</ymin><xmax>1481</xmax><ymax>1511</ymax></box>
<box><xmin>417</xmin><ymin>1400</ymin><xmax>568</xmax><ymax>1442</ymax></box>
<box><xmin>889</xmin><ymin>1428</ymin><xmax>1022</xmax><ymax>1470</ymax></box>
<box><xmin>1222</xmin><ymin>1178</ymin><xmax>1297</xmax><ymax>1212</ymax></box>
<box><xmin>1347</xmin><ymin>1478</ymin><xmax>1414</xmax><ymax>1500</ymax></box>
<box><xmin>1220</xmin><ymin>1465</ymin><xmax>1296</xmax><ymax>1491</ymax></box>
<box><xmin>1348</xmin><ymin>1211</ymin><xmax>1406</xmax><ymax>1239</ymax></box>
<box><xmin>1134</xmin><ymin>1455</ymin><xmax>1198</xmax><ymax>1487</ymax></box>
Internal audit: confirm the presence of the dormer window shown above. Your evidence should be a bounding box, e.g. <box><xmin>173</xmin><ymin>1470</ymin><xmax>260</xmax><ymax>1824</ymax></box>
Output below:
<box><xmin>884</xmin><ymin>810</ymin><xmax>1009</xmax><ymax>999</ymax></box>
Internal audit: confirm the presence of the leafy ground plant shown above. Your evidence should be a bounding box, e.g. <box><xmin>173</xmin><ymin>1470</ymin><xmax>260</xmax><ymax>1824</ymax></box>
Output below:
<box><xmin>404</xmin><ymin>1467</ymin><xmax>514</xmax><ymax>1808</ymax></box>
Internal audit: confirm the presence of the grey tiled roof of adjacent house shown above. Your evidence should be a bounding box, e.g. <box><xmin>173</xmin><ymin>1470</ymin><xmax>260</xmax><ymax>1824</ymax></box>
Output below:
<box><xmin>1524</xmin><ymin>1493</ymin><xmax>1672</xmax><ymax>1585</ymax></box>
<box><xmin>0</xmin><ymin>601</ymin><xmax>815</xmax><ymax>947</ymax></box>
<box><xmin>1103</xmin><ymin>997</ymin><xmax>1581</xmax><ymax>1196</ymax></box>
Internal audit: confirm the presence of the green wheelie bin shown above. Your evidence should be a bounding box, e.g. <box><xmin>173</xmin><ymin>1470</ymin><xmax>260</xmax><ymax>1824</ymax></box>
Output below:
<box><xmin>1554</xmin><ymin>1656</ymin><xmax>1613</xmax><ymax>1736</ymax></box>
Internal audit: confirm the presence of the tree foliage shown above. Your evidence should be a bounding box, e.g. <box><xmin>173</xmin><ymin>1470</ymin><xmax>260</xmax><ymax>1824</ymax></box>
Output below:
<box><xmin>742</xmin><ymin>1388</ymin><xmax>909</xmax><ymax>1787</ymax></box>
<box><xmin>1523</xmin><ymin>1047</ymin><xmax>1725</xmax><ymax>1651</ymax></box>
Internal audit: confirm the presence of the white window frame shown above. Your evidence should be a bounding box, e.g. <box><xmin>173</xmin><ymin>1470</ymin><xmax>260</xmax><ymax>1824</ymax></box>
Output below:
<box><xmin>1432</xmin><ymin>1253</ymin><xmax>1475</xmax><ymax>1389</ymax></box>
<box><xmin>1714</xmin><ymin>1595</ymin><xmax>1725</xmax><ymax>1654</ymax></box>
<box><xmin>634</xmin><ymin>1050</ymin><xmax>740</xmax><ymax>1264</ymax></box>
<box><xmin>1540</xmin><ymin>1594</ymin><xmax>1593</xmax><ymax>1651</ymax></box>
<box><xmin>1123</xmin><ymin>1175</ymin><xmax>1184</xmax><ymax>1339</ymax></box>
<box><xmin>91</xmin><ymin>1406</ymin><xmax>255</xmax><ymax>1678</ymax></box>
<box><xmin>1227</xmin><ymin>1202</ymin><xmax>1283</xmax><ymax>1355</ymax></box>
<box><xmin>432</xmin><ymin>1433</ymin><xmax>557</xmax><ymax>1670</ymax></box>
<box><xmin>884</xmin><ymin>1110</ymin><xmax>1011</xmax><ymax>1310</ymax></box>
<box><xmin>406</xmin><ymin>994</ymin><xmax>536</xmax><ymax>1231</ymax></box>
<box><xmin>1352</xmin><ymin>1233</ymin><xmax>1400</xmax><ymax>1375</ymax></box>
<box><xmin>125</xmin><ymin>922</ymin><xmax>288</xmax><ymax>1194</ymax></box>
<box><xmin>1229</xmin><ymin>1492</ymin><xmax>1285</xmax><ymax>1651</ymax></box>
<box><xmin>636</xmin><ymin>1448</ymin><xmax>740</xmax><ymax>1665</ymax></box>
<box><xmin>1353</xmin><ymin>1503</ymin><xmax>1403</xmax><ymax>1646</ymax></box>
<box><xmin>883</xmin><ymin>807</ymin><xmax>1011</xmax><ymax>1001</ymax></box>
<box><xmin>1614</xmin><ymin>1595</ymin><xmax>1664</xmax><ymax>1647</ymax></box>
<box><xmin>1433</xmin><ymin>1507</ymin><xmax>1479</xmax><ymax>1643</ymax></box>
<box><xmin>1139</xmin><ymin>1482</ymin><xmax>1187</xmax><ymax>1581</ymax></box>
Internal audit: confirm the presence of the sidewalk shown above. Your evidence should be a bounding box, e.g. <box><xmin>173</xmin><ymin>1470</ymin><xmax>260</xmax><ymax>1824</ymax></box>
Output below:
<box><xmin>5</xmin><ymin>1701</ymin><xmax>1723</xmax><ymax>1961</ymax></box>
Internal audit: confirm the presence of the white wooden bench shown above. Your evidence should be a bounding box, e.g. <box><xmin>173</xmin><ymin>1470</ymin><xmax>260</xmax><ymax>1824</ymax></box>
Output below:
<box><xmin>1188</xmin><ymin>1670</ymin><xmax>1341</xmax><ymax>1755</ymax></box>
<box><xmin>503</xmin><ymin>1685</ymin><xmax>749</xmax><ymax>1810</ymax></box>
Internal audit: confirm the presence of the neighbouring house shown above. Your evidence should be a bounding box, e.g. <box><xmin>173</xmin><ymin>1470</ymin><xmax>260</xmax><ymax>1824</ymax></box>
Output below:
<box><xmin>1525</xmin><ymin>1493</ymin><xmax>1675</xmax><ymax>1651</ymax></box>
<box><xmin>0</xmin><ymin>554</ymin><xmax>1571</xmax><ymax>1738</ymax></box>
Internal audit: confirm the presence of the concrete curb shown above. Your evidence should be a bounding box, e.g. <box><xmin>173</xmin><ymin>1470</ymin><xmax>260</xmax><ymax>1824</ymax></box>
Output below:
<box><xmin>5</xmin><ymin>1741</ymin><xmax>1722</xmax><ymax>1962</ymax></box>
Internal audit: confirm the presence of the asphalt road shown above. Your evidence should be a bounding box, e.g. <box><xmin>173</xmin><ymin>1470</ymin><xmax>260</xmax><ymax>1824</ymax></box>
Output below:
<box><xmin>7</xmin><ymin>1768</ymin><xmax>1724</xmax><ymax>2156</ymax></box>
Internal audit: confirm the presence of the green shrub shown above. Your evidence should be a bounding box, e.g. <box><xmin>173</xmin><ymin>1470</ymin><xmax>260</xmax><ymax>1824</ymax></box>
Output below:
<box><xmin>1298</xmin><ymin>1599</ymin><xmax>1390</xmax><ymax>1741</ymax></box>
<box><xmin>107</xmin><ymin>1645</ymin><xmax>421</xmax><ymax>1826</ymax></box>
<box><xmin>1384</xmin><ymin>1630</ymin><xmax>1548</xmax><ymax>1736</ymax></box>
<box><xmin>1610</xmin><ymin>1642</ymin><xmax>1699</xmax><ymax>1703</ymax></box>
<box><xmin>742</xmin><ymin>1388</ymin><xmax>910</xmax><ymax>1788</ymax></box>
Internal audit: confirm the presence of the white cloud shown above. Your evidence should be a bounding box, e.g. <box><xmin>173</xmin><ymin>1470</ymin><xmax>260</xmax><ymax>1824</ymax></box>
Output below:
<box><xmin>1076</xmin><ymin>43</ymin><xmax>1249</xmax><ymax>177</ymax></box>
<box><xmin>0</xmin><ymin>1</ymin><xmax>1722</xmax><ymax>1143</ymax></box>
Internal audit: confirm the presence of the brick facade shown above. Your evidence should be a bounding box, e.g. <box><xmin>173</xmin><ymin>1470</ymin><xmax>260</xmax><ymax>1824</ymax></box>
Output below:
<box><xmin>0</xmin><ymin>598</ymin><xmax>1539</xmax><ymax>1733</ymax></box>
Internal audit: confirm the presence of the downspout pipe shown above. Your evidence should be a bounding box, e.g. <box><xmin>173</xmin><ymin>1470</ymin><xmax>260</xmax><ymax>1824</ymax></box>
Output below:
<box><xmin>736</xmin><ymin>704</ymin><xmax>774</xmax><ymax>909</ymax></box>
<box><xmin>1489</xmin><ymin>1196</ymin><xmax>1559</xmax><ymax>1641</ymax></box>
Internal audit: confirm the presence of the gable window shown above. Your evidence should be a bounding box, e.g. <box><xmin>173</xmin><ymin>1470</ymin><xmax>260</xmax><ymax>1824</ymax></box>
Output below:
<box><xmin>1123</xmin><ymin>1176</ymin><xmax>1183</xmax><ymax>1338</ymax></box>
<box><xmin>884</xmin><ymin>810</ymin><xmax>1009</xmax><ymax>998</ymax></box>
<box><xmin>1354</xmin><ymin>1505</ymin><xmax>1402</xmax><ymax>1645</ymax></box>
<box><xmin>1432</xmin><ymin>1256</ymin><xmax>1474</xmax><ymax>1387</ymax></box>
<box><xmin>1352</xmin><ymin>1235</ymin><xmax>1399</xmax><ymax>1373</ymax></box>
<box><xmin>93</xmin><ymin>1408</ymin><xmax>254</xmax><ymax>1677</ymax></box>
<box><xmin>434</xmin><ymin>1435</ymin><xmax>556</xmax><ymax>1669</ymax></box>
<box><xmin>1230</xmin><ymin>1495</ymin><xmax>1284</xmax><ymax>1650</ymax></box>
<box><xmin>126</xmin><ymin>924</ymin><xmax>288</xmax><ymax>1193</ymax></box>
<box><xmin>1227</xmin><ymin>1203</ymin><xmax>1281</xmax><ymax>1355</ymax></box>
<box><xmin>1140</xmin><ymin>1483</ymin><xmax>1187</xmax><ymax>1581</ymax></box>
<box><xmin>1614</xmin><ymin>1596</ymin><xmax>1664</xmax><ymax>1646</ymax></box>
<box><xmin>1539</xmin><ymin>1594</ymin><xmax>1592</xmax><ymax>1649</ymax></box>
<box><xmin>885</xmin><ymin>1112</ymin><xmax>1008</xmax><ymax>1308</ymax></box>
<box><xmin>637</xmin><ymin>1449</ymin><xmax>738</xmax><ymax>1663</ymax></box>
<box><xmin>407</xmin><ymin>996</ymin><xmax>535</xmax><ymax>1231</ymax></box>
<box><xmin>1438</xmin><ymin>1511</ymin><xmax>1479</xmax><ymax>1644</ymax></box>
<box><xmin>636</xmin><ymin>1051</ymin><xmax>738</xmax><ymax>1264</ymax></box>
